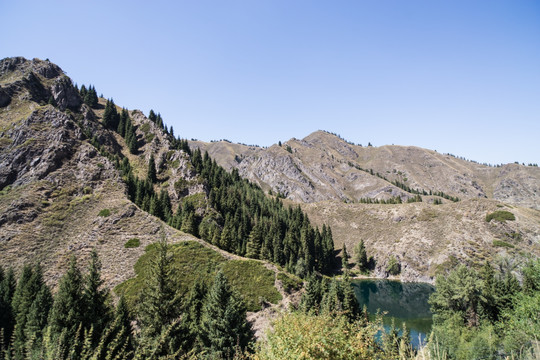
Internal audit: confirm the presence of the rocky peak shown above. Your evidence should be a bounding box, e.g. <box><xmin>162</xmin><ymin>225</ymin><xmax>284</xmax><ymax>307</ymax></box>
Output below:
<box><xmin>0</xmin><ymin>57</ymin><xmax>62</xmax><ymax>79</ymax></box>
<box><xmin>0</xmin><ymin>56</ymin><xmax>81</xmax><ymax>111</ymax></box>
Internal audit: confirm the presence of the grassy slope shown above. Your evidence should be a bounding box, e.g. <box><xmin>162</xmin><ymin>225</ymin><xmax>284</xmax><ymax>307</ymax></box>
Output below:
<box><xmin>115</xmin><ymin>241</ymin><xmax>282</xmax><ymax>312</ymax></box>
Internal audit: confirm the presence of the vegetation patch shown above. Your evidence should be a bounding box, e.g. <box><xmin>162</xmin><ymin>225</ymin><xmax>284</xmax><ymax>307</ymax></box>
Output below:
<box><xmin>124</xmin><ymin>238</ymin><xmax>140</xmax><ymax>248</ymax></box>
<box><xmin>493</xmin><ymin>239</ymin><xmax>515</xmax><ymax>248</ymax></box>
<box><xmin>277</xmin><ymin>272</ymin><xmax>302</xmax><ymax>293</ymax></box>
<box><xmin>222</xmin><ymin>260</ymin><xmax>282</xmax><ymax>310</ymax></box>
<box><xmin>98</xmin><ymin>208</ymin><xmax>111</xmax><ymax>217</ymax></box>
<box><xmin>486</xmin><ymin>210</ymin><xmax>515</xmax><ymax>222</ymax></box>
<box><xmin>115</xmin><ymin>241</ymin><xmax>281</xmax><ymax>311</ymax></box>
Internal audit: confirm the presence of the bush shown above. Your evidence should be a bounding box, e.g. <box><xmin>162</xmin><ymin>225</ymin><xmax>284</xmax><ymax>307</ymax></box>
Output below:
<box><xmin>124</xmin><ymin>238</ymin><xmax>140</xmax><ymax>248</ymax></box>
<box><xmin>492</xmin><ymin>240</ymin><xmax>515</xmax><ymax>248</ymax></box>
<box><xmin>98</xmin><ymin>209</ymin><xmax>111</xmax><ymax>217</ymax></box>
<box><xmin>485</xmin><ymin>210</ymin><xmax>515</xmax><ymax>222</ymax></box>
<box><xmin>387</xmin><ymin>256</ymin><xmax>400</xmax><ymax>275</ymax></box>
<box><xmin>255</xmin><ymin>312</ymin><xmax>382</xmax><ymax>359</ymax></box>
<box><xmin>277</xmin><ymin>272</ymin><xmax>302</xmax><ymax>293</ymax></box>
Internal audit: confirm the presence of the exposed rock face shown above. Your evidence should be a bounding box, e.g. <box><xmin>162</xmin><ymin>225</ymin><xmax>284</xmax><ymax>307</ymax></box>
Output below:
<box><xmin>0</xmin><ymin>57</ymin><xmax>81</xmax><ymax>111</ymax></box>
<box><xmin>0</xmin><ymin>107</ymin><xmax>81</xmax><ymax>189</ymax></box>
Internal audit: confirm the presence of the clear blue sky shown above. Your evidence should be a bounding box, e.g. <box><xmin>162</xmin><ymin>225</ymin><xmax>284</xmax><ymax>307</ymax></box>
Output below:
<box><xmin>1</xmin><ymin>0</ymin><xmax>539</xmax><ymax>165</ymax></box>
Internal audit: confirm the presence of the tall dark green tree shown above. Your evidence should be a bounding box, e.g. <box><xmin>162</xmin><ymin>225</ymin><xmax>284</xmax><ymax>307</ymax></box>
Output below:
<box><xmin>0</xmin><ymin>266</ymin><xmax>16</xmax><ymax>350</ymax></box>
<box><xmin>147</xmin><ymin>154</ymin><xmax>157</xmax><ymax>184</ymax></box>
<box><xmin>355</xmin><ymin>239</ymin><xmax>368</xmax><ymax>272</ymax></box>
<box><xmin>83</xmin><ymin>249</ymin><xmax>111</xmax><ymax>345</ymax></box>
<box><xmin>341</xmin><ymin>244</ymin><xmax>349</xmax><ymax>273</ymax></box>
<box><xmin>102</xmin><ymin>99</ymin><xmax>119</xmax><ymax>130</ymax></box>
<box><xmin>137</xmin><ymin>232</ymin><xmax>181</xmax><ymax>338</ymax></box>
<box><xmin>11</xmin><ymin>264</ymin><xmax>51</xmax><ymax>359</ymax></box>
<box><xmin>47</xmin><ymin>256</ymin><xmax>86</xmax><ymax>358</ymax></box>
<box><xmin>199</xmin><ymin>271</ymin><xmax>253</xmax><ymax>359</ymax></box>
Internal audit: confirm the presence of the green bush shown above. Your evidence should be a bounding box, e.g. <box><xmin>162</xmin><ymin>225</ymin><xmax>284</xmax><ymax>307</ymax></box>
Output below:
<box><xmin>387</xmin><ymin>256</ymin><xmax>400</xmax><ymax>275</ymax></box>
<box><xmin>485</xmin><ymin>210</ymin><xmax>515</xmax><ymax>222</ymax></box>
<box><xmin>255</xmin><ymin>312</ymin><xmax>383</xmax><ymax>359</ymax></box>
<box><xmin>277</xmin><ymin>272</ymin><xmax>302</xmax><ymax>293</ymax></box>
<box><xmin>124</xmin><ymin>238</ymin><xmax>140</xmax><ymax>248</ymax></box>
<box><xmin>493</xmin><ymin>239</ymin><xmax>515</xmax><ymax>248</ymax></box>
<box><xmin>98</xmin><ymin>209</ymin><xmax>111</xmax><ymax>217</ymax></box>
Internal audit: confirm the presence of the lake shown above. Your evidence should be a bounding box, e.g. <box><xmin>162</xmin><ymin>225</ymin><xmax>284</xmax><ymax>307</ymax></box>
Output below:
<box><xmin>351</xmin><ymin>279</ymin><xmax>435</xmax><ymax>348</ymax></box>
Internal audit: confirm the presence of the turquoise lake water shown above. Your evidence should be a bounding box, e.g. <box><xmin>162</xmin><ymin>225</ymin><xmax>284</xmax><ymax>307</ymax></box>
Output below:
<box><xmin>351</xmin><ymin>279</ymin><xmax>435</xmax><ymax>348</ymax></box>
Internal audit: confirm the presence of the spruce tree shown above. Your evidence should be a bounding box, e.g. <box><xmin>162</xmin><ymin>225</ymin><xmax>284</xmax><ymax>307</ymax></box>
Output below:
<box><xmin>137</xmin><ymin>231</ymin><xmax>181</xmax><ymax>338</ymax></box>
<box><xmin>0</xmin><ymin>267</ymin><xmax>16</xmax><ymax>345</ymax></box>
<box><xmin>47</xmin><ymin>256</ymin><xmax>86</xmax><ymax>357</ymax></box>
<box><xmin>23</xmin><ymin>284</ymin><xmax>53</xmax><ymax>358</ymax></box>
<box><xmin>341</xmin><ymin>244</ymin><xmax>349</xmax><ymax>273</ymax></box>
<box><xmin>83</xmin><ymin>249</ymin><xmax>111</xmax><ymax>344</ymax></box>
<box><xmin>199</xmin><ymin>271</ymin><xmax>253</xmax><ymax>359</ymax></box>
<box><xmin>12</xmin><ymin>264</ymin><xmax>51</xmax><ymax>358</ymax></box>
<box><xmin>355</xmin><ymin>240</ymin><xmax>368</xmax><ymax>272</ymax></box>
<box><xmin>147</xmin><ymin>154</ymin><xmax>157</xmax><ymax>184</ymax></box>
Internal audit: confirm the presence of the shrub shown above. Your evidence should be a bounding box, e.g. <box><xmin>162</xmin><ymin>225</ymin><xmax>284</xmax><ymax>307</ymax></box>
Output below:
<box><xmin>98</xmin><ymin>209</ymin><xmax>111</xmax><ymax>217</ymax></box>
<box><xmin>485</xmin><ymin>210</ymin><xmax>515</xmax><ymax>223</ymax></box>
<box><xmin>493</xmin><ymin>240</ymin><xmax>515</xmax><ymax>248</ymax></box>
<box><xmin>124</xmin><ymin>238</ymin><xmax>140</xmax><ymax>248</ymax></box>
<box><xmin>277</xmin><ymin>272</ymin><xmax>302</xmax><ymax>293</ymax></box>
<box><xmin>387</xmin><ymin>256</ymin><xmax>400</xmax><ymax>275</ymax></box>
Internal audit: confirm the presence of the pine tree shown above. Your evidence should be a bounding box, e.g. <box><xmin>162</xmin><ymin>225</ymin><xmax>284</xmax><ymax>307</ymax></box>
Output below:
<box><xmin>341</xmin><ymin>244</ymin><xmax>349</xmax><ymax>273</ymax></box>
<box><xmin>12</xmin><ymin>264</ymin><xmax>51</xmax><ymax>358</ymax></box>
<box><xmin>355</xmin><ymin>240</ymin><xmax>368</xmax><ymax>272</ymax></box>
<box><xmin>83</xmin><ymin>249</ymin><xmax>111</xmax><ymax>345</ymax></box>
<box><xmin>246</xmin><ymin>222</ymin><xmax>263</xmax><ymax>259</ymax></box>
<box><xmin>103</xmin><ymin>99</ymin><xmax>119</xmax><ymax>130</ymax></box>
<box><xmin>47</xmin><ymin>256</ymin><xmax>86</xmax><ymax>358</ymax></box>
<box><xmin>182</xmin><ymin>280</ymin><xmax>207</xmax><ymax>351</ymax></box>
<box><xmin>91</xmin><ymin>295</ymin><xmax>134</xmax><ymax>360</ymax></box>
<box><xmin>138</xmin><ymin>231</ymin><xmax>181</xmax><ymax>338</ymax></box>
<box><xmin>147</xmin><ymin>154</ymin><xmax>157</xmax><ymax>184</ymax></box>
<box><xmin>23</xmin><ymin>284</ymin><xmax>53</xmax><ymax>358</ymax></box>
<box><xmin>199</xmin><ymin>271</ymin><xmax>253</xmax><ymax>359</ymax></box>
<box><xmin>0</xmin><ymin>267</ymin><xmax>16</xmax><ymax>345</ymax></box>
<box><xmin>148</xmin><ymin>109</ymin><xmax>157</xmax><ymax>122</ymax></box>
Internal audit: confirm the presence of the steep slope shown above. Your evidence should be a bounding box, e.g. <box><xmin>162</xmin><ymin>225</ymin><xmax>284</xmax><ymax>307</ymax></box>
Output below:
<box><xmin>191</xmin><ymin>130</ymin><xmax>540</xmax><ymax>209</ymax></box>
<box><xmin>302</xmin><ymin>198</ymin><xmax>540</xmax><ymax>282</ymax></box>
<box><xmin>0</xmin><ymin>56</ymin><xmax>303</xmax><ymax>315</ymax></box>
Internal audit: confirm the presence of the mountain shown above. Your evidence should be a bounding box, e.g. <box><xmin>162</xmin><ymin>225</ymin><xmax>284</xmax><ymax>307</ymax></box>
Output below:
<box><xmin>0</xmin><ymin>56</ymin><xmax>307</xmax><ymax>325</ymax></box>
<box><xmin>1</xmin><ymin>56</ymin><xmax>539</xmax><ymax>288</ymax></box>
<box><xmin>190</xmin><ymin>131</ymin><xmax>540</xmax><ymax>209</ymax></box>
<box><xmin>191</xmin><ymin>131</ymin><xmax>540</xmax><ymax>282</ymax></box>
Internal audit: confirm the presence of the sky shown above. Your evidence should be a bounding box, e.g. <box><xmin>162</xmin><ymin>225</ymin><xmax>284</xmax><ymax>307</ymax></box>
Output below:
<box><xmin>1</xmin><ymin>0</ymin><xmax>539</xmax><ymax>165</ymax></box>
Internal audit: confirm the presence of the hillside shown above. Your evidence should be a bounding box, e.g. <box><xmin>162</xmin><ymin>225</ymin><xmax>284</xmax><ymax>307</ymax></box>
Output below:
<box><xmin>191</xmin><ymin>132</ymin><xmax>540</xmax><ymax>282</ymax></box>
<box><xmin>0</xmin><ymin>56</ymin><xmax>304</xmax><ymax>327</ymax></box>
<box><xmin>1</xmin><ymin>56</ymin><xmax>539</xmax><ymax>289</ymax></box>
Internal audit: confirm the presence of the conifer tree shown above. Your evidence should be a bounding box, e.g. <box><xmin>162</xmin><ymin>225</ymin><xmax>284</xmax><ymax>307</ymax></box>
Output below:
<box><xmin>83</xmin><ymin>249</ymin><xmax>111</xmax><ymax>345</ymax></box>
<box><xmin>47</xmin><ymin>256</ymin><xmax>86</xmax><ymax>358</ymax></box>
<box><xmin>148</xmin><ymin>110</ymin><xmax>157</xmax><ymax>122</ymax></box>
<box><xmin>199</xmin><ymin>271</ymin><xmax>253</xmax><ymax>359</ymax></box>
<box><xmin>355</xmin><ymin>240</ymin><xmax>368</xmax><ymax>272</ymax></box>
<box><xmin>22</xmin><ymin>284</ymin><xmax>52</xmax><ymax>358</ymax></box>
<box><xmin>103</xmin><ymin>99</ymin><xmax>119</xmax><ymax>130</ymax></box>
<box><xmin>182</xmin><ymin>280</ymin><xmax>207</xmax><ymax>351</ymax></box>
<box><xmin>0</xmin><ymin>267</ymin><xmax>16</xmax><ymax>345</ymax></box>
<box><xmin>138</xmin><ymin>231</ymin><xmax>181</xmax><ymax>338</ymax></box>
<box><xmin>12</xmin><ymin>264</ymin><xmax>51</xmax><ymax>358</ymax></box>
<box><xmin>147</xmin><ymin>154</ymin><xmax>157</xmax><ymax>184</ymax></box>
<box><xmin>341</xmin><ymin>244</ymin><xmax>349</xmax><ymax>272</ymax></box>
<box><xmin>246</xmin><ymin>222</ymin><xmax>263</xmax><ymax>259</ymax></box>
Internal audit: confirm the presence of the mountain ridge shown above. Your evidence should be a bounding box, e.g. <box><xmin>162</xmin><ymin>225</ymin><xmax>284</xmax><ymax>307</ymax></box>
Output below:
<box><xmin>1</xmin><ymin>57</ymin><xmax>539</xmax><ymax>287</ymax></box>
